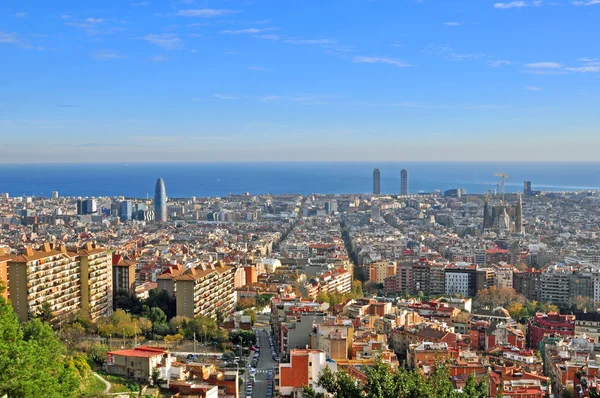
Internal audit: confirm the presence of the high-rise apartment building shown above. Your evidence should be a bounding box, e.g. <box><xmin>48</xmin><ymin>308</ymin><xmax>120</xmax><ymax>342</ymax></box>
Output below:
<box><xmin>112</xmin><ymin>253</ymin><xmax>137</xmax><ymax>296</ymax></box>
<box><xmin>7</xmin><ymin>243</ymin><xmax>113</xmax><ymax>323</ymax></box>
<box><xmin>174</xmin><ymin>261</ymin><xmax>235</xmax><ymax>320</ymax></box>
<box><xmin>8</xmin><ymin>244</ymin><xmax>81</xmax><ymax>323</ymax></box>
<box><xmin>78</xmin><ymin>243</ymin><xmax>113</xmax><ymax>320</ymax></box>
<box><xmin>400</xmin><ymin>169</ymin><xmax>409</xmax><ymax>195</ymax></box>
<box><xmin>154</xmin><ymin>178</ymin><xmax>167</xmax><ymax>222</ymax></box>
<box><xmin>51</xmin><ymin>191</ymin><xmax>59</xmax><ymax>200</ymax></box>
<box><xmin>373</xmin><ymin>169</ymin><xmax>381</xmax><ymax>195</ymax></box>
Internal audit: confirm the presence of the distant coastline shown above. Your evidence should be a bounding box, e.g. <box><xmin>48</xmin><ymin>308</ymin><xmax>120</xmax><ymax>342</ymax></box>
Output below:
<box><xmin>1</xmin><ymin>162</ymin><xmax>599</xmax><ymax>198</ymax></box>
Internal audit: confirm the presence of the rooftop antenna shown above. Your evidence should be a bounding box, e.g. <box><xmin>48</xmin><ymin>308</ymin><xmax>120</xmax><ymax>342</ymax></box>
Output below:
<box><xmin>494</xmin><ymin>171</ymin><xmax>508</xmax><ymax>203</ymax></box>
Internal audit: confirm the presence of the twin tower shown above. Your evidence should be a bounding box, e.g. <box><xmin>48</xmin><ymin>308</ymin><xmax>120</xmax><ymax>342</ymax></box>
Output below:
<box><xmin>373</xmin><ymin>168</ymin><xmax>408</xmax><ymax>195</ymax></box>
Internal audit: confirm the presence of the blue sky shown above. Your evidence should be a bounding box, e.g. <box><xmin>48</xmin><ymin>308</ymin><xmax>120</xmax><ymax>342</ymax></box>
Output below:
<box><xmin>1</xmin><ymin>0</ymin><xmax>599</xmax><ymax>162</ymax></box>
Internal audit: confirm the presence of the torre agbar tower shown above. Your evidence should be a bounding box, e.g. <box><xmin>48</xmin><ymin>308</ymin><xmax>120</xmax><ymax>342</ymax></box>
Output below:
<box><xmin>154</xmin><ymin>178</ymin><xmax>167</xmax><ymax>222</ymax></box>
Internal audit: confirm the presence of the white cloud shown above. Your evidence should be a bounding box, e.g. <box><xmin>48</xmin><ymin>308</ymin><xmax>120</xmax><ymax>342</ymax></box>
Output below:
<box><xmin>254</xmin><ymin>34</ymin><xmax>280</xmax><ymax>40</ymax></box>
<box><xmin>494</xmin><ymin>1</ymin><xmax>527</xmax><ymax>8</ymax></box>
<box><xmin>579</xmin><ymin>57</ymin><xmax>599</xmax><ymax>62</ymax></box>
<box><xmin>525</xmin><ymin>85</ymin><xmax>542</xmax><ymax>91</ymax></box>
<box><xmin>213</xmin><ymin>94</ymin><xmax>237</xmax><ymax>100</ymax></box>
<box><xmin>177</xmin><ymin>9</ymin><xmax>237</xmax><ymax>17</ymax></box>
<box><xmin>525</xmin><ymin>62</ymin><xmax>562</xmax><ymax>68</ymax></box>
<box><xmin>488</xmin><ymin>60</ymin><xmax>511</xmax><ymax>67</ymax></box>
<box><xmin>150</xmin><ymin>55</ymin><xmax>169</xmax><ymax>62</ymax></box>
<box><xmin>144</xmin><ymin>34</ymin><xmax>182</xmax><ymax>50</ymax></box>
<box><xmin>573</xmin><ymin>0</ymin><xmax>600</xmax><ymax>5</ymax></box>
<box><xmin>444</xmin><ymin>22</ymin><xmax>461</xmax><ymax>26</ymax></box>
<box><xmin>285</xmin><ymin>38</ymin><xmax>335</xmax><ymax>45</ymax></box>
<box><xmin>221</xmin><ymin>27</ymin><xmax>277</xmax><ymax>34</ymax></box>
<box><xmin>259</xmin><ymin>95</ymin><xmax>284</xmax><ymax>102</ymax></box>
<box><xmin>353</xmin><ymin>56</ymin><xmax>411</xmax><ymax>67</ymax></box>
<box><xmin>0</xmin><ymin>32</ymin><xmax>21</xmax><ymax>45</ymax></box>
<box><xmin>565</xmin><ymin>66</ymin><xmax>600</xmax><ymax>72</ymax></box>
<box><xmin>15</xmin><ymin>12</ymin><xmax>27</xmax><ymax>18</ymax></box>
<box><xmin>250</xmin><ymin>66</ymin><xmax>271</xmax><ymax>71</ymax></box>
<box><xmin>85</xmin><ymin>18</ymin><xmax>105</xmax><ymax>24</ymax></box>
<box><xmin>93</xmin><ymin>50</ymin><xmax>125</xmax><ymax>60</ymax></box>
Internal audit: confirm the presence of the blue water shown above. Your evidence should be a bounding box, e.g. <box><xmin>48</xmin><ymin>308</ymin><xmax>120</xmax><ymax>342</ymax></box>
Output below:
<box><xmin>0</xmin><ymin>162</ymin><xmax>599</xmax><ymax>198</ymax></box>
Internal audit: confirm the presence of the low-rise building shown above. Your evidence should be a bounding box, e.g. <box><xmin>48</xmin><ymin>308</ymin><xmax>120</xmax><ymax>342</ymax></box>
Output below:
<box><xmin>106</xmin><ymin>346</ymin><xmax>171</xmax><ymax>383</ymax></box>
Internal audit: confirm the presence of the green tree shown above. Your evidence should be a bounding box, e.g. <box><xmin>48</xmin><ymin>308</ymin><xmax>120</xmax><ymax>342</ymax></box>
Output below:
<box><xmin>230</xmin><ymin>330</ymin><xmax>256</xmax><ymax>347</ymax></box>
<box><xmin>0</xmin><ymin>285</ymin><xmax>89</xmax><ymax>397</ymax></box>
<box><xmin>243</xmin><ymin>309</ymin><xmax>257</xmax><ymax>324</ymax></box>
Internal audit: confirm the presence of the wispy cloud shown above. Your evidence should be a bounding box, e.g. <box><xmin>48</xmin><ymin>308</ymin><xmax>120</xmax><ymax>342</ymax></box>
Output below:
<box><xmin>177</xmin><ymin>9</ymin><xmax>238</xmax><ymax>17</ymax></box>
<box><xmin>259</xmin><ymin>95</ymin><xmax>285</xmax><ymax>102</ymax></box>
<box><xmin>494</xmin><ymin>1</ymin><xmax>527</xmax><ymax>8</ymax></box>
<box><xmin>444</xmin><ymin>22</ymin><xmax>462</xmax><ymax>26</ymax></box>
<box><xmin>15</xmin><ymin>12</ymin><xmax>27</xmax><ymax>18</ymax></box>
<box><xmin>488</xmin><ymin>60</ymin><xmax>511</xmax><ymax>67</ymax></box>
<box><xmin>573</xmin><ymin>0</ymin><xmax>600</xmax><ymax>5</ymax></box>
<box><xmin>525</xmin><ymin>85</ymin><xmax>542</xmax><ymax>91</ymax></box>
<box><xmin>285</xmin><ymin>38</ymin><xmax>335</xmax><ymax>45</ymax></box>
<box><xmin>213</xmin><ymin>94</ymin><xmax>238</xmax><ymax>100</ymax></box>
<box><xmin>254</xmin><ymin>34</ymin><xmax>280</xmax><ymax>40</ymax></box>
<box><xmin>144</xmin><ymin>33</ymin><xmax>182</xmax><ymax>50</ymax></box>
<box><xmin>250</xmin><ymin>66</ymin><xmax>271</xmax><ymax>71</ymax></box>
<box><xmin>131</xmin><ymin>2</ymin><xmax>148</xmax><ymax>6</ymax></box>
<box><xmin>525</xmin><ymin>62</ymin><xmax>562</xmax><ymax>68</ymax></box>
<box><xmin>220</xmin><ymin>27</ymin><xmax>278</xmax><ymax>34</ymax></box>
<box><xmin>93</xmin><ymin>50</ymin><xmax>125</xmax><ymax>60</ymax></box>
<box><xmin>565</xmin><ymin>66</ymin><xmax>600</xmax><ymax>72</ymax></box>
<box><xmin>65</xmin><ymin>17</ymin><xmax>123</xmax><ymax>35</ymax></box>
<box><xmin>425</xmin><ymin>45</ymin><xmax>483</xmax><ymax>61</ymax></box>
<box><xmin>0</xmin><ymin>32</ymin><xmax>23</xmax><ymax>46</ymax></box>
<box><xmin>353</xmin><ymin>56</ymin><xmax>411</xmax><ymax>67</ymax></box>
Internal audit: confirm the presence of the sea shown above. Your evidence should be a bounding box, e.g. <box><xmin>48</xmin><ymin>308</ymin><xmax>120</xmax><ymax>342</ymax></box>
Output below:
<box><xmin>0</xmin><ymin>162</ymin><xmax>599</xmax><ymax>198</ymax></box>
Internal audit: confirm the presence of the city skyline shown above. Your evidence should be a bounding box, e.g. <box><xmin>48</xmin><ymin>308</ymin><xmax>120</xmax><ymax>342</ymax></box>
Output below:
<box><xmin>1</xmin><ymin>1</ymin><xmax>599</xmax><ymax>162</ymax></box>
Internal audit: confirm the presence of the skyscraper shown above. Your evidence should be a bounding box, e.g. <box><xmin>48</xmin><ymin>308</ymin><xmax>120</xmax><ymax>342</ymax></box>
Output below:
<box><xmin>373</xmin><ymin>169</ymin><xmax>381</xmax><ymax>195</ymax></box>
<box><xmin>524</xmin><ymin>181</ymin><xmax>532</xmax><ymax>197</ymax></box>
<box><xmin>400</xmin><ymin>169</ymin><xmax>409</xmax><ymax>195</ymax></box>
<box><xmin>119</xmin><ymin>200</ymin><xmax>133</xmax><ymax>221</ymax></box>
<box><xmin>154</xmin><ymin>178</ymin><xmax>167</xmax><ymax>222</ymax></box>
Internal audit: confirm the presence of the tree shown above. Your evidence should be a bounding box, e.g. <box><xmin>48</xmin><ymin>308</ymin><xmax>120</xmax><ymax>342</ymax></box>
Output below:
<box><xmin>113</xmin><ymin>290</ymin><xmax>142</xmax><ymax>314</ymax></box>
<box><xmin>182</xmin><ymin>316</ymin><xmax>219</xmax><ymax>342</ymax></box>
<box><xmin>243</xmin><ymin>309</ymin><xmax>257</xmax><ymax>324</ymax></box>
<box><xmin>255</xmin><ymin>294</ymin><xmax>274</xmax><ymax>309</ymax></box>
<box><xmin>222</xmin><ymin>350</ymin><xmax>236</xmax><ymax>365</ymax></box>
<box><xmin>59</xmin><ymin>323</ymin><xmax>86</xmax><ymax>354</ymax></box>
<box><xmin>143</xmin><ymin>289</ymin><xmax>176</xmax><ymax>319</ymax></box>
<box><xmin>0</xmin><ymin>288</ymin><xmax>90</xmax><ymax>397</ymax></box>
<box><xmin>37</xmin><ymin>301</ymin><xmax>54</xmax><ymax>324</ymax></box>
<box><xmin>351</xmin><ymin>280</ymin><xmax>364</xmax><ymax>299</ymax></box>
<box><xmin>88</xmin><ymin>342</ymin><xmax>109</xmax><ymax>365</ymax></box>
<box><xmin>309</xmin><ymin>359</ymin><xmax>489</xmax><ymax>398</ymax></box>
<box><xmin>164</xmin><ymin>333</ymin><xmax>184</xmax><ymax>348</ymax></box>
<box><xmin>474</xmin><ymin>287</ymin><xmax>524</xmax><ymax>309</ymax></box>
<box><xmin>151</xmin><ymin>367</ymin><xmax>162</xmax><ymax>387</ymax></box>
<box><xmin>569</xmin><ymin>296</ymin><xmax>598</xmax><ymax>312</ymax></box>
<box><xmin>236</xmin><ymin>297</ymin><xmax>256</xmax><ymax>311</ymax></box>
<box><xmin>230</xmin><ymin>330</ymin><xmax>256</xmax><ymax>347</ymax></box>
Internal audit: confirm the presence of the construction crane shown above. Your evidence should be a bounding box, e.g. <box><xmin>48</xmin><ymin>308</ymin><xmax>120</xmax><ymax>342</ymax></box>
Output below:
<box><xmin>494</xmin><ymin>171</ymin><xmax>509</xmax><ymax>203</ymax></box>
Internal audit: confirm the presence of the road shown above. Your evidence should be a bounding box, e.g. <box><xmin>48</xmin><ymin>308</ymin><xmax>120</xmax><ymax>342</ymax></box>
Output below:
<box><xmin>248</xmin><ymin>328</ymin><xmax>275</xmax><ymax>398</ymax></box>
<box><xmin>92</xmin><ymin>372</ymin><xmax>111</xmax><ymax>393</ymax></box>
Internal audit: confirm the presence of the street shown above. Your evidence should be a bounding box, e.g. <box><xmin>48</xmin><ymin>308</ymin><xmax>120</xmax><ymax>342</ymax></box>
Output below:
<box><xmin>247</xmin><ymin>327</ymin><xmax>275</xmax><ymax>398</ymax></box>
